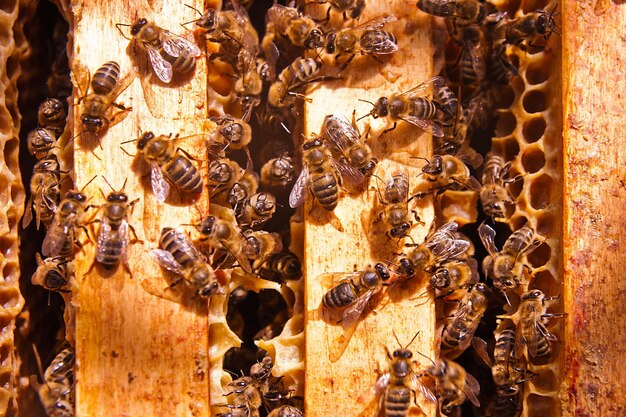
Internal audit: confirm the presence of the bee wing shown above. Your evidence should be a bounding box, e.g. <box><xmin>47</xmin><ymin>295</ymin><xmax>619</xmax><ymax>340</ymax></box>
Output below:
<box><xmin>161</xmin><ymin>30</ymin><xmax>201</xmax><ymax>58</ymax></box>
<box><xmin>407</xmin><ymin>371</ymin><xmax>438</xmax><ymax>404</ymax></box>
<box><xmin>42</xmin><ymin>217</ymin><xmax>69</xmax><ymax>257</ymax></box>
<box><xmin>355</xmin><ymin>372</ymin><xmax>389</xmax><ymax>417</ymax></box>
<box><xmin>22</xmin><ymin>194</ymin><xmax>34</xmax><ymax>229</ymax></box>
<box><xmin>319</xmin><ymin>271</ymin><xmax>361</xmax><ymax>289</ymax></box>
<box><xmin>118</xmin><ymin>221</ymin><xmax>130</xmax><ymax>263</ymax></box>
<box><xmin>355</xmin><ymin>14</ymin><xmax>397</xmax><ymax>30</ymax></box>
<box><xmin>478</xmin><ymin>223</ymin><xmax>499</xmax><ymax>256</ymax></box>
<box><xmin>146</xmin><ymin>47</ymin><xmax>173</xmax><ymax>83</ymax></box>
<box><xmin>462</xmin><ymin>371</ymin><xmax>481</xmax><ymax>407</ymax></box>
<box><xmin>361</xmin><ymin>31</ymin><xmax>399</xmax><ymax>55</ymax></box>
<box><xmin>336</xmin><ymin>159</ymin><xmax>366</xmax><ymax>187</ymax></box>
<box><xmin>459</xmin><ymin>175</ymin><xmax>482</xmax><ymax>191</ymax></box>
<box><xmin>459</xmin><ymin>152</ymin><xmax>484</xmax><ymax>170</ymax></box>
<box><xmin>150</xmin><ymin>162</ymin><xmax>170</xmax><ymax>204</ymax></box>
<box><xmin>288</xmin><ymin>166</ymin><xmax>310</xmax><ymax>208</ymax></box>
<box><xmin>398</xmin><ymin>76</ymin><xmax>445</xmax><ymax>99</ymax></box>
<box><xmin>464</xmin><ymin>41</ymin><xmax>487</xmax><ymax>80</ymax></box>
<box><xmin>263</xmin><ymin>41</ymin><xmax>280</xmax><ymax>82</ymax></box>
<box><xmin>150</xmin><ymin>249</ymin><xmax>184</xmax><ymax>276</ymax></box>
<box><xmin>397</xmin><ymin>114</ymin><xmax>445</xmax><ymax>138</ymax></box>
<box><xmin>220</xmin><ymin>240</ymin><xmax>253</xmax><ymax>273</ymax></box>
<box><xmin>323</xmin><ymin>114</ymin><xmax>361</xmax><ymax>152</ymax></box>
<box><xmin>471</xmin><ymin>337</ymin><xmax>493</xmax><ymax>367</ymax></box>
<box><xmin>340</xmin><ymin>287</ymin><xmax>380</xmax><ymax>329</ymax></box>
<box><xmin>95</xmin><ymin>218</ymin><xmax>112</xmax><ymax>263</ymax></box>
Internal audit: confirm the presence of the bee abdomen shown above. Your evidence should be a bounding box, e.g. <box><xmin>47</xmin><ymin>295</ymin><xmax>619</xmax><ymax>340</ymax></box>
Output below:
<box><xmin>323</xmin><ymin>282</ymin><xmax>357</xmax><ymax>309</ymax></box>
<box><xmin>166</xmin><ymin>155</ymin><xmax>203</xmax><ymax>194</ymax></box>
<box><xmin>162</xmin><ymin>50</ymin><xmax>196</xmax><ymax>74</ymax></box>
<box><xmin>92</xmin><ymin>61</ymin><xmax>120</xmax><ymax>95</ymax></box>
<box><xmin>409</xmin><ymin>97</ymin><xmax>438</xmax><ymax>120</ymax></box>
<box><xmin>534</xmin><ymin>338</ymin><xmax>552</xmax><ymax>358</ymax></box>
<box><xmin>504</xmin><ymin>225</ymin><xmax>535</xmax><ymax>254</ymax></box>
<box><xmin>311</xmin><ymin>173</ymin><xmax>338</xmax><ymax>211</ymax></box>
<box><xmin>98</xmin><ymin>238</ymin><xmax>124</xmax><ymax>270</ymax></box>
<box><xmin>384</xmin><ymin>386</ymin><xmax>410</xmax><ymax>417</ymax></box>
<box><xmin>160</xmin><ymin>228</ymin><xmax>196</xmax><ymax>268</ymax></box>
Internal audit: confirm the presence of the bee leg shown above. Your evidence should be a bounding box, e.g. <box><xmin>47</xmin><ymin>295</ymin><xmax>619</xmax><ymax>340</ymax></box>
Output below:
<box><xmin>381</xmin><ymin>122</ymin><xmax>397</xmax><ymax>135</ymax></box>
<box><xmin>128</xmin><ymin>224</ymin><xmax>144</xmax><ymax>245</ymax></box>
<box><xmin>176</xmin><ymin>146</ymin><xmax>202</xmax><ymax>162</ymax></box>
<box><xmin>122</xmin><ymin>260</ymin><xmax>133</xmax><ymax>279</ymax></box>
<box><xmin>339</xmin><ymin>54</ymin><xmax>357</xmax><ymax>71</ymax></box>
<box><xmin>83</xmin><ymin>260</ymin><xmax>98</xmax><ymax>278</ymax></box>
<box><xmin>411</xmin><ymin>210</ymin><xmax>424</xmax><ymax>225</ymax></box>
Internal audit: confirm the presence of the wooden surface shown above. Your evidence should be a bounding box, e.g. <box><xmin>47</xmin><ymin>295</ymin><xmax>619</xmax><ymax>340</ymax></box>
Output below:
<box><xmin>70</xmin><ymin>1</ymin><xmax>211</xmax><ymax>416</ymax></box>
<box><xmin>561</xmin><ymin>0</ymin><xmax>626</xmax><ymax>415</ymax></box>
<box><xmin>303</xmin><ymin>3</ymin><xmax>441</xmax><ymax>417</ymax></box>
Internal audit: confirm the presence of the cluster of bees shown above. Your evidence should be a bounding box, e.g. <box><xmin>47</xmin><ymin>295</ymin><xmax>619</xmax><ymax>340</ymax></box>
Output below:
<box><xmin>20</xmin><ymin>0</ymin><xmax>562</xmax><ymax>416</ymax></box>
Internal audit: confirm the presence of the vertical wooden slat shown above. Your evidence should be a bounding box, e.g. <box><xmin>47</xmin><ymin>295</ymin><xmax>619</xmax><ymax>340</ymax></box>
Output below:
<box><xmin>70</xmin><ymin>1</ymin><xmax>211</xmax><ymax>416</ymax></box>
<box><xmin>562</xmin><ymin>1</ymin><xmax>626</xmax><ymax>415</ymax></box>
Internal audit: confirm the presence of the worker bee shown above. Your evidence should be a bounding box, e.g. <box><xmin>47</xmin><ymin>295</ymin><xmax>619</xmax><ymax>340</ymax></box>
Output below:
<box><xmin>86</xmin><ymin>179</ymin><xmax>140</xmax><ymax>275</ymax></box>
<box><xmin>373</xmin><ymin>169</ymin><xmax>419</xmax><ymax>241</ymax></box>
<box><xmin>416</xmin><ymin>0</ymin><xmax>505</xmax><ymax>27</ymax></box>
<box><xmin>23</xmin><ymin>155</ymin><xmax>64</xmax><ymax>230</ymax></box>
<box><xmin>243</xmin><ymin>230</ymin><xmax>283</xmax><ymax>271</ymax></box>
<box><xmin>207</xmin><ymin>157</ymin><xmax>244</xmax><ymax>200</ymax></box>
<box><xmin>42</xmin><ymin>187</ymin><xmax>93</xmax><ymax>258</ymax></box>
<box><xmin>209</xmin><ymin>116</ymin><xmax>253</xmax><ymax>155</ymax></box>
<box><xmin>434</xmin><ymin>84</ymin><xmax>458</xmax><ymax>123</ymax></box>
<box><xmin>236</xmin><ymin>192</ymin><xmax>277</xmax><ymax>230</ymax></box>
<box><xmin>76</xmin><ymin>61</ymin><xmax>134</xmax><ymax>138</ymax></box>
<box><xmin>260</xmin><ymin>155</ymin><xmax>295</xmax><ymax>190</ymax></box>
<box><xmin>38</xmin><ymin>98</ymin><xmax>67</xmax><ymax>137</ymax></box>
<box><xmin>268</xmin><ymin>57</ymin><xmax>333</xmax><ymax>110</ymax></box>
<box><xmin>254</xmin><ymin>250</ymin><xmax>302</xmax><ymax>283</ymax></box>
<box><xmin>485</xmin><ymin>391</ymin><xmax>522</xmax><ymax>417</ymax></box>
<box><xmin>488</xmin><ymin>44</ymin><xmax>519</xmax><ymax>84</ymax></box>
<box><xmin>480</xmin><ymin>152</ymin><xmax>516</xmax><ymax>220</ymax></box>
<box><xmin>119</xmin><ymin>17</ymin><xmax>201</xmax><ymax>83</ymax></box>
<box><xmin>478</xmin><ymin>223</ymin><xmax>539</xmax><ymax>291</ymax></box>
<box><xmin>473</xmin><ymin>325</ymin><xmax>536</xmax><ymax>397</ymax></box>
<box><xmin>150</xmin><ymin>227</ymin><xmax>220</xmax><ymax>297</ymax></box>
<box><xmin>194</xmin><ymin>215</ymin><xmax>253</xmax><ymax>273</ymax></box>
<box><xmin>267</xmin><ymin>405</ymin><xmax>303</xmax><ymax>417</ymax></box>
<box><xmin>424</xmin><ymin>358</ymin><xmax>480</xmax><ymax>414</ymax></box>
<box><xmin>516</xmin><ymin>289</ymin><xmax>563</xmax><ymax>359</ymax></box>
<box><xmin>397</xmin><ymin>221</ymin><xmax>470</xmax><ymax>277</ymax></box>
<box><xmin>131</xmin><ymin>132</ymin><xmax>203</xmax><ymax>203</ymax></box>
<box><xmin>32</xmin><ymin>253</ymin><xmax>73</xmax><ymax>293</ymax></box>
<box><xmin>427</xmin><ymin>257</ymin><xmax>479</xmax><ymax>299</ymax></box>
<box><xmin>320</xmin><ymin>263</ymin><xmax>391</xmax><ymax>361</ymax></box>
<box><xmin>418</xmin><ymin>153</ymin><xmax>483</xmax><ymax>194</ymax></box>
<box><xmin>226</xmin><ymin>162</ymin><xmax>260</xmax><ymax>210</ymax></box>
<box><xmin>453</xmin><ymin>25</ymin><xmax>487</xmax><ymax>86</ymax></box>
<box><xmin>27</xmin><ymin>128</ymin><xmax>58</xmax><ymax>160</ymax></box>
<box><xmin>358</xmin><ymin>334</ymin><xmax>435</xmax><ymax>417</ymax></box>
<box><xmin>360</xmin><ymin>76</ymin><xmax>449</xmax><ymax>137</ymax></box>
<box><xmin>322</xmin><ymin>114</ymin><xmax>377</xmax><ymax>186</ymax></box>
<box><xmin>440</xmin><ymin>283</ymin><xmax>489</xmax><ymax>357</ymax></box>
<box><xmin>495</xmin><ymin>6</ymin><xmax>559</xmax><ymax>51</ymax></box>
<box><xmin>289</xmin><ymin>137</ymin><xmax>341</xmax><ymax>212</ymax></box>
<box><xmin>263</xmin><ymin>3</ymin><xmax>325</xmax><ymax>52</ymax></box>
<box><xmin>31</xmin><ymin>346</ymin><xmax>75</xmax><ymax>417</ymax></box>
<box><xmin>224</xmin><ymin>376</ymin><xmax>263</xmax><ymax>417</ymax></box>
<box><xmin>323</xmin><ymin>15</ymin><xmax>398</xmax><ymax>70</ymax></box>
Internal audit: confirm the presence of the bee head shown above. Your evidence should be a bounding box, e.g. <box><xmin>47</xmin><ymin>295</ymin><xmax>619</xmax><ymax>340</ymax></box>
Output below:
<box><xmin>198</xmin><ymin>216</ymin><xmax>216</xmax><ymax>235</ymax></box>
<box><xmin>374</xmin><ymin>262</ymin><xmax>390</xmax><ymax>282</ymax></box>
<box><xmin>536</xmin><ymin>12</ymin><xmax>556</xmax><ymax>36</ymax></box>
<box><xmin>521</xmin><ymin>289</ymin><xmax>543</xmax><ymax>301</ymax></box>
<box><xmin>390</xmin><ymin>223</ymin><xmax>411</xmax><ymax>239</ymax></box>
<box><xmin>422</xmin><ymin>156</ymin><xmax>443</xmax><ymax>175</ymax></box>
<box><xmin>131</xmin><ymin>18</ymin><xmax>148</xmax><ymax>36</ymax></box>
<box><xmin>325</xmin><ymin>33</ymin><xmax>337</xmax><ymax>54</ymax></box>
<box><xmin>137</xmin><ymin>132</ymin><xmax>155</xmax><ymax>150</ymax></box>
<box><xmin>197</xmin><ymin>9</ymin><xmax>217</xmax><ymax>30</ymax></box>
<box><xmin>107</xmin><ymin>191</ymin><xmax>128</xmax><ymax>203</ymax></box>
<box><xmin>66</xmin><ymin>191</ymin><xmax>87</xmax><ymax>203</ymax></box>
<box><xmin>304</xmin><ymin>28</ymin><xmax>325</xmax><ymax>49</ymax></box>
<box><xmin>371</xmin><ymin>97</ymin><xmax>388</xmax><ymax>118</ymax></box>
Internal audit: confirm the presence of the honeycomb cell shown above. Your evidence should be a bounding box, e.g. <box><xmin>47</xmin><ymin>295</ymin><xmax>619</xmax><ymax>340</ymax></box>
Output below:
<box><xmin>0</xmin><ymin>175</ymin><xmax>7</xmax><ymax>206</ymax></box>
<box><xmin>522</xmin><ymin>90</ymin><xmax>547</xmax><ymax>114</ymax></box>
<box><xmin>532</xmin><ymin>270</ymin><xmax>560</xmax><ymax>296</ymax></box>
<box><xmin>527</xmin><ymin>242</ymin><xmax>551</xmax><ymax>268</ymax></box>
<box><xmin>504</xmin><ymin>137</ymin><xmax>521</xmax><ymax>161</ymax></box>
<box><xmin>525</xmin><ymin>393</ymin><xmax>559</xmax><ymax>415</ymax></box>
<box><xmin>522</xmin><ymin>116</ymin><xmax>546</xmax><ymax>143</ymax></box>
<box><xmin>525</xmin><ymin>59</ymin><xmax>552</xmax><ymax>85</ymax></box>
<box><xmin>507</xmin><ymin>172</ymin><xmax>524</xmax><ymax>199</ymax></box>
<box><xmin>529</xmin><ymin>369</ymin><xmax>558</xmax><ymax>393</ymax></box>
<box><xmin>497</xmin><ymin>84</ymin><xmax>516</xmax><ymax>109</ymax></box>
<box><xmin>0</xmin><ymin>286</ymin><xmax>19</xmax><ymax>309</ymax></box>
<box><xmin>522</xmin><ymin>147</ymin><xmax>546</xmax><ymax>173</ymax></box>
<box><xmin>529</xmin><ymin>173</ymin><xmax>553</xmax><ymax>209</ymax></box>
<box><xmin>496</xmin><ymin>111</ymin><xmax>516</xmax><ymax>136</ymax></box>
<box><xmin>536</xmin><ymin>213</ymin><xmax>555</xmax><ymax>236</ymax></box>
<box><xmin>511</xmin><ymin>215</ymin><xmax>528</xmax><ymax>231</ymax></box>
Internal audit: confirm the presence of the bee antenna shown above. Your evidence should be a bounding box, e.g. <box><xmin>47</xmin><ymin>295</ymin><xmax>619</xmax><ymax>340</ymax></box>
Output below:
<box><xmin>115</xmin><ymin>22</ymin><xmax>132</xmax><ymax>41</ymax></box>
<box><xmin>358</xmin><ymin>98</ymin><xmax>375</xmax><ymax>106</ymax></box>
<box><xmin>30</xmin><ymin>344</ymin><xmax>51</xmax><ymax>390</ymax></box>
<box><xmin>101</xmin><ymin>175</ymin><xmax>116</xmax><ymax>192</ymax></box>
<box><xmin>392</xmin><ymin>329</ymin><xmax>402</xmax><ymax>349</ymax></box>
<box><xmin>80</xmin><ymin>174</ymin><xmax>98</xmax><ymax>192</ymax></box>
<box><xmin>120</xmin><ymin>138</ymin><xmax>139</xmax><ymax>145</ymax></box>
<box><xmin>414</xmin><ymin>349</ymin><xmax>436</xmax><ymax>367</ymax></box>
<box><xmin>406</xmin><ymin>330</ymin><xmax>420</xmax><ymax>349</ymax></box>
<box><xmin>184</xmin><ymin>3</ymin><xmax>203</xmax><ymax>16</ymax></box>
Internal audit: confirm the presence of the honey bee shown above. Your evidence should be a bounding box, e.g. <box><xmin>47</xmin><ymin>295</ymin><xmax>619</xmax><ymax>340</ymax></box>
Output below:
<box><xmin>417</xmin><ymin>0</ymin><xmax>505</xmax><ymax>28</ymax></box>
<box><xmin>254</xmin><ymin>250</ymin><xmax>302</xmax><ymax>283</ymax></box>
<box><xmin>454</xmin><ymin>25</ymin><xmax>487</xmax><ymax>86</ymax></box>
<box><xmin>119</xmin><ymin>17</ymin><xmax>201</xmax><ymax>83</ymax></box>
<box><xmin>478</xmin><ymin>223</ymin><xmax>539</xmax><ymax>291</ymax></box>
<box><xmin>32</xmin><ymin>253</ymin><xmax>73</xmax><ymax>293</ymax></box>
<box><xmin>427</xmin><ymin>257</ymin><xmax>479</xmax><ymax>299</ymax></box>
<box><xmin>322</xmin><ymin>114</ymin><xmax>377</xmax><ymax>186</ymax></box>
<box><xmin>268</xmin><ymin>57</ymin><xmax>333</xmax><ymax>111</ymax></box>
<box><xmin>226</xmin><ymin>162</ymin><xmax>260</xmax><ymax>210</ymax></box>
<box><xmin>243</xmin><ymin>230</ymin><xmax>283</xmax><ymax>271</ymax></box>
<box><xmin>86</xmin><ymin>179</ymin><xmax>140</xmax><ymax>275</ymax></box>
<box><xmin>515</xmin><ymin>289</ymin><xmax>563</xmax><ymax>359</ymax></box>
<box><xmin>424</xmin><ymin>358</ymin><xmax>480</xmax><ymax>414</ymax></box>
<box><xmin>207</xmin><ymin>157</ymin><xmax>244</xmax><ymax>200</ymax></box>
<box><xmin>150</xmin><ymin>227</ymin><xmax>220</xmax><ymax>297</ymax></box>
<box><xmin>260</xmin><ymin>155</ymin><xmax>295</xmax><ymax>190</ymax></box>
<box><xmin>305</xmin><ymin>0</ymin><xmax>366</xmax><ymax>22</ymax></box>
<box><xmin>418</xmin><ymin>153</ymin><xmax>483</xmax><ymax>194</ymax></box>
<box><xmin>289</xmin><ymin>137</ymin><xmax>342</xmax><ymax>212</ymax></box>
<box><xmin>480</xmin><ymin>152</ymin><xmax>515</xmax><ymax>220</ymax></box>
<box><xmin>31</xmin><ymin>346</ymin><xmax>75</xmax><ymax>417</ymax></box>
<box><xmin>194</xmin><ymin>215</ymin><xmax>253</xmax><ymax>273</ymax></box>
<box><xmin>27</xmin><ymin>128</ymin><xmax>58</xmax><ymax>160</ymax></box>
<box><xmin>131</xmin><ymin>132</ymin><xmax>203</xmax><ymax>203</ymax></box>
<box><xmin>488</xmin><ymin>44</ymin><xmax>519</xmax><ymax>84</ymax></box>
<box><xmin>495</xmin><ymin>6</ymin><xmax>558</xmax><ymax>51</ymax></box>
<box><xmin>434</xmin><ymin>84</ymin><xmax>458</xmax><ymax>123</ymax></box>
<box><xmin>397</xmin><ymin>221</ymin><xmax>470</xmax><ymax>277</ymax></box>
<box><xmin>23</xmin><ymin>155</ymin><xmax>64</xmax><ymax>230</ymax></box>
<box><xmin>76</xmin><ymin>61</ymin><xmax>134</xmax><ymax>137</ymax></box>
<box><xmin>320</xmin><ymin>263</ymin><xmax>391</xmax><ymax>361</ymax></box>
<box><xmin>473</xmin><ymin>325</ymin><xmax>536</xmax><ymax>397</ymax></box>
<box><xmin>440</xmin><ymin>283</ymin><xmax>489</xmax><ymax>357</ymax></box>
<box><xmin>225</xmin><ymin>376</ymin><xmax>263</xmax><ymax>417</ymax></box>
<box><xmin>263</xmin><ymin>3</ymin><xmax>325</xmax><ymax>52</ymax></box>
<box><xmin>42</xmin><ymin>187</ymin><xmax>93</xmax><ymax>258</ymax></box>
<box><xmin>358</xmin><ymin>334</ymin><xmax>436</xmax><ymax>417</ymax></box>
<box><xmin>209</xmin><ymin>116</ymin><xmax>253</xmax><ymax>155</ymax></box>
<box><xmin>267</xmin><ymin>405</ymin><xmax>303</xmax><ymax>417</ymax></box>
<box><xmin>373</xmin><ymin>169</ymin><xmax>419</xmax><ymax>241</ymax></box>
<box><xmin>323</xmin><ymin>15</ymin><xmax>398</xmax><ymax>70</ymax></box>
<box><xmin>236</xmin><ymin>192</ymin><xmax>277</xmax><ymax>230</ymax></box>
<box><xmin>360</xmin><ymin>76</ymin><xmax>449</xmax><ymax>137</ymax></box>
<box><xmin>38</xmin><ymin>98</ymin><xmax>67</xmax><ymax>137</ymax></box>
<box><xmin>485</xmin><ymin>391</ymin><xmax>521</xmax><ymax>417</ymax></box>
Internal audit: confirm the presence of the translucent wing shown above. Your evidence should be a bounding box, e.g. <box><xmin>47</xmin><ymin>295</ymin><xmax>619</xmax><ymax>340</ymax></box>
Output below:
<box><xmin>150</xmin><ymin>162</ymin><xmax>170</xmax><ymax>203</ymax></box>
<box><xmin>462</xmin><ymin>175</ymin><xmax>483</xmax><ymax>191</ymax></box>
<box><xmin>146</xmin><ymin>47</ymin><xmax>173</xmax><ymax>83</ymax></box>
<box><xmin>406</xmin><ymin>371</ymin><xmax>438</xmax><ymax>404</ymax></box>
<box><xmin>478</xmin><ymin>222</ymin><xmax>499</xmax><ymax>256</ymax></box>
<box><xmin>355</xmin><ymin>14</ymin><xmax>397</xmax><ymax>30</ymax></box>
<box><xmin>319</xmin><ymin>271</ymin><xmax>362</xmax><ymax>289</ymax></box>
<box><xmin>289</xmin><ymin>167</ymin><xmax>309</xmax><ymax>208</ymax></box>
<box><xmin>356</xmin><ymin>372</ymin><xmax>389</xmax><ymax>417</ymax></box>
<box><xmin>360</xmin><ymin>30</ymin><xmax>399</xmax><ymax>54</ymax></box>
<box><xmin>22</xmin><ymin>195</ymin><xmax>34</xmax><ymax>229</ymax></box>
<box><xmin>161</xmin><ymin>30</ymin><xmax>201</xmax><ymax>57</ymax></box>
<box><xmin>341</xmin><ymin>287</ymin><xmax>380</xmax><ymax>329</ymax></box>
<box><xmin>150</xmin><ymin>248</ymin><xmax>184</xmax><ymax>276</ymax></box>
<box><xmin>170</xmin><ymin>228</ymin><xmax>202</xmax><ymax>260</ymax></box>
<box><xmin>397</xmin><ymin>114</ymin><xmax>445</xmax><ymax>137</ymax></box>
<box><xmin>471</xmin><ymin>337</ymin><xmax>493</xmax><ymax>367</ymax></box>
<box><xmin>220</xmin><ymin>240</ymin><xmax>253</xmax><ymax>273</ymax></box>
<box><xmin>118</xmin><ymin>221</ymin><xmax>130</xmax><ymax>263</ymax></box>
<box><xmin>460</xmin><ymin>152</ymin><xmax>484</xmax><ymax>170</ymax></box>
<box><xmin>398</xmin><ymin>76</ymin><xmax>445</xmax><ymax>99</ymax></box>
<box><xmin>463</xmin><ymin>371</ymin><xmax>481</xmax><ymax>407</ymax></box>
<box><xmin>323</xmin><ymin>114</ymin><xmax>362</xmax><ymax>151</ymax></box>
<box><xmin>329</xmin><ymin>322</ymin><xmax>359</xmax><ymax>363</ymax></box>
<box><xmin>95</xmin><ymin>218</ymin><xmax>112</xmax><ymax>263</ymax></box>
<box><xmin>42</xmin><ymin>216</ymin><xmax>72</xmax><ymax>257</ymax></box>
<box><xmin>336</xmin><ymin>159</ymin><xmax>365</xmax><ymax>186</ymax></box>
